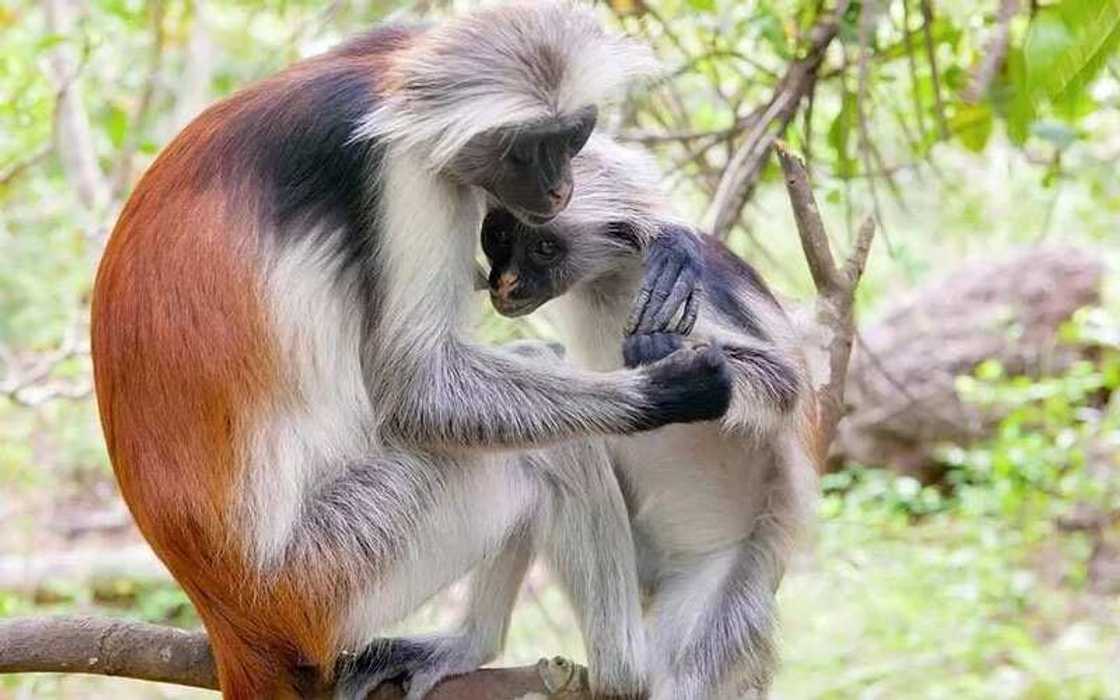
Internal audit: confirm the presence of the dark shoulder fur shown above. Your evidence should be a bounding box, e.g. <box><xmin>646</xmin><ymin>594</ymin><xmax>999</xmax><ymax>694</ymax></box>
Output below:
<box><xmin>698</xmin><ymin>234</ymin><xmax>781</xmax><ymax>340</ymax></box>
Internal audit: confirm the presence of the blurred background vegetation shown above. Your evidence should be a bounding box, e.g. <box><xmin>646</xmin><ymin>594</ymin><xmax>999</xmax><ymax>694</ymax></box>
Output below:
<box><xmin>1</xmin><ymin>0</ymin><xmax>1118</xmax><ymax>697</ymax></box>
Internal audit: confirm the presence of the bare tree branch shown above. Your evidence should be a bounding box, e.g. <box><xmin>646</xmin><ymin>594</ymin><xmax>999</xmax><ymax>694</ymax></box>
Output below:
<box><xmin>0</xmin><ymin>616</ymin><xmax>595</xmax><ymax>699</ymax></box>
<box><xmin>0</xmin><ymin>617</ymin><xmax>216</xmax><ymax>690</ymax></box>
<box><xmin>900</xmin><ymin>0</ymin><xmax>928</xmax><ymax>139</ymax></box>
<box><xmin>169</xmin><ymin>0</ymin><xmax>216</xmax><ymax>133</ymax></box>
<box><xmin>0</xmin><ymin>145</ymin><xmax>51</xmax><ymax>188</ymax></box>
<box><xmin>776</xmin><ymin>142</ymin><xmax>875</xmax><ymax>459</ymax></box>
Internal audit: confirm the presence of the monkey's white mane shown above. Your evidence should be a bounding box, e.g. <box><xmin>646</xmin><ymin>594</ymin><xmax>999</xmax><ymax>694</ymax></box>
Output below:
<box><xmin>355</xmin><ymin>1</ymin><xmax>657</xmax><ymax>170</ymax></box>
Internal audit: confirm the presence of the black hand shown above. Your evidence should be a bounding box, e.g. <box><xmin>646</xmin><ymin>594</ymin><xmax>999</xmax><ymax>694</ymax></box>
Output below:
<box><xmin>626</xmin><ymin>224</ymin><xmax>704</xmax><ymax>335</ymax></box>
<box><xmin>623</xmin><ymin>332</ymin><xmax>683</xmax><ymax>368</ymax></box>
<box><xmin>632</xmin><ymin>345</ymin><xmax>732</xmax><ymax>429</ymax></box>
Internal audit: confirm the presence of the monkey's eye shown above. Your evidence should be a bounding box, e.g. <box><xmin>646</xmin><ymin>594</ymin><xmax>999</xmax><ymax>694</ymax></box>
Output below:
<box><xmin>532</xmin><ymin>239</ymin><xmax>561</xmax><ymax>264</ymax></box>
<box><xmin>506</xmin><ymin>142</ymin><xmax>533</xmax><ymax>167</ymax></box>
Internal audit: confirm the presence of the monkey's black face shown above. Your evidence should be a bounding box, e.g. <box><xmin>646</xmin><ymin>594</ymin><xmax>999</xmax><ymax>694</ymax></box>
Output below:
<box><xmin>451</xmin><ymin>106</ymin><xmax>597</xmax><ymax>225</ymax></box>
<box><xmin>481</xmin><ymin>210</ymin><xmax>571</xmax><ymax>317</ymax></box>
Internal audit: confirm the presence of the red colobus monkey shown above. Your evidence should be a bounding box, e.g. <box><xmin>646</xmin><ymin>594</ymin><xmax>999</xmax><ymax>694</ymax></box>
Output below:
<box><xmin>91</xmin><ymin>3</ymin><xmax>732</xmax><ymax>698</ymax></box>
<box><xmin>481</xmin><ymin>135</ymin><xmax>818</xmax><ymax>698</ymax></box>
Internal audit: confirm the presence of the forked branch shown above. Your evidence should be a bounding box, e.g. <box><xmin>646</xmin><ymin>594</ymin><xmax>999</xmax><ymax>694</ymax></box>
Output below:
<box><xmin>775</xmin><ymin>141</ymin><xmax>875</xmax><ymax>458</ymax></box>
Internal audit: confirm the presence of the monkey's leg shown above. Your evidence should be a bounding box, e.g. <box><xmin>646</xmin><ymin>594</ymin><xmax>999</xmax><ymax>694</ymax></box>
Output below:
<box><xmin>645</xmin><ymin>543</ymin><xmax>782</xmax><ymax>700</ymax></box>
<box><xmin>536</xmin><ymin>440</ymin><xmax>647</xmax><ymax>699</ymax></box>
<box><xmin>305</xmin><ymin>453</ymin><xmax>539</xmax><ymax>699</ymax></box>
<box><xmin>393</xmin><ymin>524</ymin><xmax>536</xmax><ymax>700</ymax></box>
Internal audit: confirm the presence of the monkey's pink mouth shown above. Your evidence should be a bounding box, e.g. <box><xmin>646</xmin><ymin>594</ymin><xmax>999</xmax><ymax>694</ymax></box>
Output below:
<box><xmin>488</xmin><ymin>292</ymin><xmax>543</xmax><ymax>318</ymax></box>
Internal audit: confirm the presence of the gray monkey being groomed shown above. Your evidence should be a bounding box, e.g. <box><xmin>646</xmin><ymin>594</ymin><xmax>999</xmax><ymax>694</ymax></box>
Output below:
<box><xmin>481</xmin><ymin>135</ymin><xmax>820</xmax><ymax>699</ymax></box>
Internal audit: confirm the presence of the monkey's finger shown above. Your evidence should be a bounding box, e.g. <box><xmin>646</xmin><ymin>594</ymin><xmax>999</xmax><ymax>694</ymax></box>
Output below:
<box><xmin>624</xmin><ymin>290</ymin><xmax>649</xmax><ymax>335</ymax></box>
<box><xmin>634</xmin><ymin>257</ymin><xmax>686</xmax><ymax>334</ymax></box>
<box><xmin>624</xmin><ymin>249</ymin><xmax>666</xmax><ymax>334</ymax></box>
<box><xmin>651</xmin><ymin>271</ymin><xmax>699</xmax><ymax>332</ymax></box>
<box><xmin>679</xmin><ymin>289</ymin><xmax>701</xmax><ymax>335</ymax></box>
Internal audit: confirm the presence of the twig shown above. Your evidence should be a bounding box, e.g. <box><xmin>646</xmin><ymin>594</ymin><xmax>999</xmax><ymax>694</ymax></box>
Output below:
<box><xmin>0</xmin><ymin>616</ymin><xmax>594</xmax><ymax>699</ymax></box>
<box><xmin>964</xmin><ymin>0</ymin><xmax>1019</xmax><ymax>104</ymax></box>
<box><xmin>900</xmin><ymin>0</ymin><xmax>928</xmax><ymax>139</ymax></box>
<box><xmin>43</xmin><ymin>0</ymin><xmax>107</xmax><ymax>212</ymax></box>
<box><xmin>0</xmin><ymin>145</ymin><xmax>51</xmax><ymax>188</ymax></box>
<box><xmin>854</xmin><ymin>1</ymin><xmax>889</xmax><ymax>247</ymax></box>
<box><xmin>919</xmin><ymin>0</ymin><xmax>951</xmax><ymax>139</ymax></box>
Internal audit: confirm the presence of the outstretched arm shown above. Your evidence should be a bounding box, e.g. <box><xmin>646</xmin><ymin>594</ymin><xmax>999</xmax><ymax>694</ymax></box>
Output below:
<box><xmin>379</xmin><ymin>338</ymin><xmax>731</xmax><ymax>450</ymax></box>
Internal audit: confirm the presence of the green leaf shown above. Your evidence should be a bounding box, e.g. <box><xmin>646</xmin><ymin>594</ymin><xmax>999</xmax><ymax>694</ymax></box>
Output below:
<box><xmin>105</xmin><ymin>104</ymin><xmax>128</xmax><ymax>149</ymax></box>
<box><xmin>951</xmin><ymin>103</ymin><xmax>994</xmax><ymax>152</ymax></box>
<box><xmin>1004</xmin><ymin>48</ymin><xmax>1036</xmax><ymax>145</ymax></box>
<box><xmin>1026</xmin><ymin>0</ymin><xmax>1120</xmax><ymax>102</ymax></box>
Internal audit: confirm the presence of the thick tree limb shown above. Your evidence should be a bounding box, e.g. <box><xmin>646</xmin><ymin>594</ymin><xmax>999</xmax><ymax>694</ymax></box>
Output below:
<box><xmin>0</xmin><ymin>616</ymin><xmax>216</xmax><ymax>690</ymax></box>
<box><xmin>0</xmin><ymin>616</ymin><xmax>595</xmax><ymax>698</ymax></box>
<box><xmin>776</xmin><ymin>142</ymin><xmax>875</xmax><ymax>459</ymax></box>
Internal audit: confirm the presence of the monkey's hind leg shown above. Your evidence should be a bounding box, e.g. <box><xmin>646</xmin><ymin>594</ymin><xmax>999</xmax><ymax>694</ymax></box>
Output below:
<box><xmin>395</xmin><ymin>524</ymin><xmax>536</xmax><ymax>700</ymax></box>
<box><xmin>647</xmin><ymin>544</ymin><xmax>781</xmax><ymax>700</ymax></box>
<box><xmin>536</xmin><ymin>440</ymin><xmax>647</xmax><ymax>699</ymax></box>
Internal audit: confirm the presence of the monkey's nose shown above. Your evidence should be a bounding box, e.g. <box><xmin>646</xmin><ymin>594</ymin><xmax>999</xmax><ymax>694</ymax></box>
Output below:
<box><xmin>547</xmin><ymin>183</ymin><xmax>571</xmax><ymax>209</ymax></box>
<box><xmin>497</xmin><ymin>271</ymin><xmax>519</xmax><ymax>299</ymax></box>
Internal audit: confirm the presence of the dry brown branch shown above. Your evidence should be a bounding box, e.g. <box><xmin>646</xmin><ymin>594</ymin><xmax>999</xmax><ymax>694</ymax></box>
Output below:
<box><xmin>0</xmin><ymin>616</ymin><xmax>595</xmax><ymax>699</ymax></box>
<box><xmin>0</xmin><ymin>617</ymin><xmax>216</xmax><ymax>690</ymax></box>
<box><xmin>775</xmin><ymin>142</ymin><xmax>875</xmax><ymax>458</ymax></box>
<box><xmin>702</xmin><ymin>2</ymin><xmax>845</xmax><ymax>239</ymax></box>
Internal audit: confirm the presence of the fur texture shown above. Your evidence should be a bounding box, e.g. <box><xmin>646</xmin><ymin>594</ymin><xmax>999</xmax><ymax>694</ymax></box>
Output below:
<box><xmin>92</xmin><ymin>4</ymin><xmax>725</xmax><ymax>698</ymax></box>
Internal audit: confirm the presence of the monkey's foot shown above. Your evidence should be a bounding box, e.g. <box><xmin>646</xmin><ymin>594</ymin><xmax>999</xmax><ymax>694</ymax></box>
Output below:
<box><xmin>389</xmin><ymin>633</ymin><xmax>498</xmax><ymax>700</ymax></box>
<box><xmin>335</xmin><ymin>637</ymin><xmax>437</xmax><ymax>699</ymax></box>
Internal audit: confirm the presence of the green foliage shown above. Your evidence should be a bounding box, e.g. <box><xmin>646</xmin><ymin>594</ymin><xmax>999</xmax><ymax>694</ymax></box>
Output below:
<box><xmin>945</xmin><ymin>307</ymin><xmax>1120</xmax><ymax>529</ymax></box>
<box><xmin>1026</xmin><ymin>0</ymin><xmax>1120</xmax><ymax>103</ymax></box>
